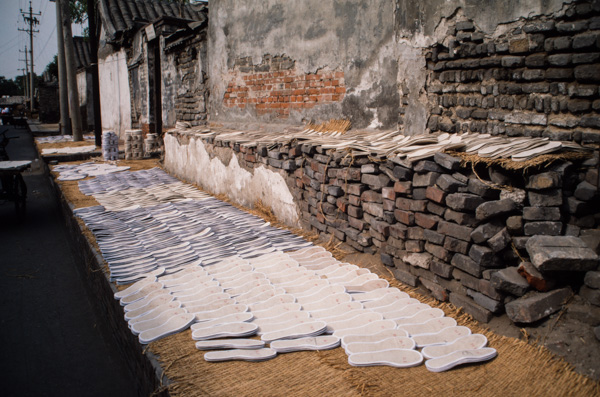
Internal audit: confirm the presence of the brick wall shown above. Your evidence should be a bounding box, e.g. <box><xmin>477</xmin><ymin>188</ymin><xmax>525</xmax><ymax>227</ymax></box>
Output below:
<box><xmin>171</xmin><ymin>34</ymin><xmax>208</xmax><ymax>126</ymax></box>
<box><xmin>224</xmin><ymin>55</ymin><xmax>346</xmax><ymax>117</ymax></box>
<box><xmin>184</xmin><ymin>133</ymin><xmax>598</xmax><ymax>323</ymax></box>
<box><xmin>419</xmin><ymin>0</ymin><xmax>600</xmax><ymax>144</ymax></box>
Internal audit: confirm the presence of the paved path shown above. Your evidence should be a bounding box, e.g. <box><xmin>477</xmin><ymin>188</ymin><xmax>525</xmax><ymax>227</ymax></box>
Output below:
<box><xmin>0</xmin><ymin>126</ymin><xmax>137</xmax><ymax>397</ymax></box>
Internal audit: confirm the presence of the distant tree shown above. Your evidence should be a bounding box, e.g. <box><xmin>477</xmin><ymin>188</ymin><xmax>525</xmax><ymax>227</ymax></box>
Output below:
<box><xmin>70</xmin><ymin>0</ymin><xmax>88</xmax><ymax>24</ymax></box>
<box><xmin>0</xmin><ymin>76</ymin><xmax>20</xmax><ymax>96</ymax></box>
<box><xmin>14</xmin><ymin>74</ymin><xmax>42</xmax><ymax>94</ymax></box>
<box><xmin>45</xmin><ymin>55</ymin><xmax>59</xmax><ymax>81</ymax></box>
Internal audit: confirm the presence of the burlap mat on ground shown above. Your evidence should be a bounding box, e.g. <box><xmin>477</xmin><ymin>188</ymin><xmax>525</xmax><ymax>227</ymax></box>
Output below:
<box><xmin>54</xmin><ymin>157</ymin><xmax>599</xmax><ymax>397</ymax></box>
<box><xmin>148</xmin><ymin>276</ymin><xmax>600</xmax><ymax>397</ymax></box>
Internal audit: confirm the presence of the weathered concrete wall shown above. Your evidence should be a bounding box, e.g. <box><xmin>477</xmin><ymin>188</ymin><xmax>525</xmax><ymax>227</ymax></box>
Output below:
<box><xmin>208</xmin><ymin>0</ymin><xmax>398</xmax><ymax>129</ymax></box>
<box><xmin>76</xmin><ymin>70</ymin><xmax>95</xmax><ymax>131</ymax></box>
<box><xmin>98</xmin><ymin>47</ymin><xmax>132</xmax><ymax>136</ymax></box>
<box><xmin>161</xmin><ymin>31</ymin><xmax>209</xmax><ymax>128</ymax></box>
<box><xmin>163</xmin><ymin>133</ymin><xmax>300</xmax><ymax>226</ymax></box>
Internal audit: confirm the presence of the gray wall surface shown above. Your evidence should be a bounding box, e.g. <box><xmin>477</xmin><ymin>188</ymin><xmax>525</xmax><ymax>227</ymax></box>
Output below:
<box><xmin>208</xmin><ymin>0</ymin><xmax>399</xmax><ymax>129</ymax></box>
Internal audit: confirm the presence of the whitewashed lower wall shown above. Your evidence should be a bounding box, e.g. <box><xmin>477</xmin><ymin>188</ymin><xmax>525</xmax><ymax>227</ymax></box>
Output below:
<box><xmin>164</xmin><ymin>133</ymin><xmax>300</xmax><ymax>227</ymax></box>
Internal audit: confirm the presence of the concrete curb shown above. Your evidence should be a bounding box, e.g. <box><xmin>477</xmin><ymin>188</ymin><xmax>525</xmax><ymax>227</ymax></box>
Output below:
<box><xmin>46</xmin><ymin>162</ymin><xmax>171</xmax><ymax>397</ymax></box>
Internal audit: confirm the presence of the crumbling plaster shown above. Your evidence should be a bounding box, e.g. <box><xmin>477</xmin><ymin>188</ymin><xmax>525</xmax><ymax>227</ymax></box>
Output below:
<box><xmin>163</xmin><ymin>134</ymin><xmax>300</xmax><ymax>227</ymax></box>
<box><xmin>396</xmin><ymin>0</ymin><xmax>573</xmax><ymax>42</ymax></box>
<box><xmin>208</xmin><ymin>0</ymin><xmax>398</xmax><ymax>128</ymax></box>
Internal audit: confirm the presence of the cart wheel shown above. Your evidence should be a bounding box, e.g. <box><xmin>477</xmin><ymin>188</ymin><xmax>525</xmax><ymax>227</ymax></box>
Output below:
<box><xmin>13</xmin><ymin>173</ymin><xmax>26</xmax><ymax>219</ymax></box>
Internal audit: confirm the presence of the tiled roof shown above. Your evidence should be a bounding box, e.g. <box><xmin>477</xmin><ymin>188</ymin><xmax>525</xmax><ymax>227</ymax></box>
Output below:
<box><xmin>99</xmin><ymin>0</ymin><xmax>207</xmax><ymax>43</ymax></box>
<box><xmin>73</xmin><ymin>36</ymin><xmax>92</xmax><ymax>70</ymax></box>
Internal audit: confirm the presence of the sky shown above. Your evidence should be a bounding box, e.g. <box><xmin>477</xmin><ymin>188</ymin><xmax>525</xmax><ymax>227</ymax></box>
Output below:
<box><xmin>0</xmin><ymin>0</ymin><xmax>85</xmax><ymax>81</ymax></box>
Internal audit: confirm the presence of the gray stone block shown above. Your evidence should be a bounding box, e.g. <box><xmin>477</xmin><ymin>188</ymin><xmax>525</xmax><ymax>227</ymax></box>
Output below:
<box><xmin>420</xmin><ymin>278</ymin><xmax>449</xmax><ymax>302</ymax></box>
<box><xmin>469</xmin><ymin>244</ymin><xmax>500</xmax><ymax>267</ymax></box>
<box><xmin>361</xmin><ymin>173</ymin><xmax>391</xmax><ymax>190</ymax></box>
<box><xmin>426</xmin><ymin>242</ymin><xmax>453</xmax><ymax>262</ymax></box>
<box><xmin>488</xmin><ymin>227</ymin><xmax>511</xmax><ymax>252</ymax></box>
<box><xmin>467</xmin><ymin>289</ymin><xmax>504</xmax><ymax>313</ymax></box>
<box><xmin>566</xmin><ymin>196</ymin><xmax>593</xmax><ymax>215</ymax></box>
<box><xmin>401</xmin><ymin>252</ymin><xmax>432</xmax><ymax>269</ymax></box>
<box><xmin>500</xmin><ymin>188</ymin><xmax>527</xmax><ymax>205</ymax></box>
<box><xmin>434</xmin><ymin>152</ymin><xmax>461</xmax><ymax>171</ymax></box>
<box><xmin>526</xmin><ymin>235</ymin><xmax>600</xmax><ymax>272</ymax></box>
<box><xmin>431</xmin><ymin>260</ymin><xmax>453</xmax><ymax>278</ymax></box>
<box><xmin>443</xmin><ymin>236</ymin><xmax>469</xmax><ymax>255</ymax></box>
<box><xmin>405</xmin><ymin>239</ymin><xmax>425</xmax><ymax>252</ymax></box>
<box><xmin>414</xmin><ymin>160</ymin><xmax>444</xmax><ymax>173</ymax></box>
<box><xmin>505</xmin><ymin>287</ymin><xmax>572</xmax><ymax>323</ymax></box>
<box><xmin>327</xmin><ymin>185</ymin><xmax>344</xmax><ymax>197</ymax></box>
<box><xmin>467</xmin><ymin>179</ymin><xmax>499</xmax><ymax>199</ymax></box>
<box><xmin>581</xmin><ymin>286</ymin><xmax>600</xmax><ymax>306</ymax></box>
<box><xmin>391</xmin><ymin>267</ymin><xmax>418</xmax><ymax>287</ymax></box>
<box><xmin>449</xmin><ymin>293</ymin><xmax>493</xmax><ymax>323</ymax></box>
<box><xmin>522</xmin><ymin>206</ymin><xmax>561</xmax><ymax>221</ymax></box>
<box><xmin>526</xmin><ymin>172</ymin><xmax>562</xmax><ymax>190</ymax></box>
<box><xmin>438</xmin><ymin>221</ymin><xmax>473</xmax><ymax>242</ymax></box>
<box><xmin>363</xmin><ymin>202</ymin><xmax>384</xmax><ymax>218</ymax></box>
<box><xmin>446</xmin><ymin>193</ymin><xmax>485</xmax><ymax>212</ymax></box>
<box><xmin>437</xmin><ymin>174</ymin><xmax>464</xmax><ymax>193</ymax></box>
<box><xmin>585</xmin><ymin>271</ymin><xmax>600</xmax><ymax>289</ymax></box>
<box><xmin>413</xmin><ymin>172</ymin><xmax>441</xmax><ymax>187</ymax></box>
<box><xmin>361</xmin><ymin>164</ymin><xmax>378</xmax><ymax>174</ymax></box>
<box><xmin>574</xmin><ymin>181</ymin><xmax>597</xmax><ymax>201</ymax></box>
<box><xmin>580</xmin><ymin>229</ymin><xmax>600</xmax><ymax>254</ymax></box>
<box><xmin>471</xmin><ymin>222</ymin><xmax>504</xmax><ymax>244</ymax></box>
<box><xmin>528</xmin><ymin>189</ymin><xmax>563</xmax><ymax>206</ymax></box>
<box><xmin>490</xmin><ymin>267</ymin><xmax>530</xmax><ymax>296</ymax></box>
<box><xmin>506</xmin><ymin>216</ymin><xmax>523</xmax><ymax>234</ymax></box>
<box><xmin>523</xmin><ymin>221</ymin><xmax>563</xmax><ymax>236</ymax></box>
<box><xmin>476</xmin><ymin>199</ymin><xmax>517</xmax><ymax>221</ymax></box>
<box><xmin>424</xmin><ymin>229</ymin><xmax>445</xmax><ymax>245</ymax></box>
<box><xmin>451</xmin><ymin>253</ymin><xmax>482</xmax><ymax>277</ymax></box>
<box><xmin>393</xmin><ymin>165</ymin><xmax>413</xmax><ymax>181</ymax></box>
<box><xmin>444</xmin><ymin>209</ymin><xmax>478</xmax><ymax>227</ymax></box>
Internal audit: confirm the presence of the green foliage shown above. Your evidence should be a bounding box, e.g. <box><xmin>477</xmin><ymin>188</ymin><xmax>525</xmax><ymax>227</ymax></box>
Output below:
<box><xmin>69</xmin><ymin>0</ymin><xmax>88</xmax><ymax>24</ymax></box>
<box><xmin>45</xmin><ymin>55</ymin><xmax>59</xmax><ymax>81</ymax></box>
<box><xmin>0</xmin><ymin>76</ymin><xmax>21</xmax><ymax>97</ymax></box>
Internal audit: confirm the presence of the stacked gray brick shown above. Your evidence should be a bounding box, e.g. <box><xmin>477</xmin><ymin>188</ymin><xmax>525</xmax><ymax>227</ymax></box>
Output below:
<box><xmin>184</xmin><ymin>130</ymin><xmax>599</xmax><ymax>324</ymax></box>
<box><xmin>421</xmin><ymin>0</ymin><xmax>600</xmax><ymax>144</ymax></box>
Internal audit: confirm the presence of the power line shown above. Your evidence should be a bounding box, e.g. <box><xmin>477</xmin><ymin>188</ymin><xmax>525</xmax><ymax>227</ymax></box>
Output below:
<box><xmin>0</xmin><ymin>41</ymin><xmax>21</xmax><ymax>56</ymax></box>
<box><xmin>36</xmin><ymin>24</ymin><xmax>56</xmax><ymax>63</ymax></box>
<box><xmin>18</xmin><ymin>1</ymin><xmax>40</xmax><ymax>112</ymax></box>
<box><xmin>0</xmin><ymin>34</ymin><xmax>21</xmax><ymax>50</ymax></box>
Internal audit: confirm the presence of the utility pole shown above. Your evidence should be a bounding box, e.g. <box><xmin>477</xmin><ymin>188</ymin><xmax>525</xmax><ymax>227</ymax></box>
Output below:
<box><xmin>88</xmin><ymin>0</ymin><xmax>102</xmax><ymax>146</ymax></box>
<box><xmin>19</xmin><ymin>69</ymin><xmax>27</xmax><ymax>97</ymax></box>
<box><xmin>58</xmin><ymin>0</ymin><xmax>83</xmax><ymax>141</ymax></box>
<box><xmin>19</xmin><ymin>48</ymin><xmax>29</xmax><ymax>102</ymax></box>
<box><xmin>19</xmin><ymin>1</ymin><xmax>40</xmax><ymax>113</ymax></box>
<box><xmin>51</xmin><ymin>0</ymin><xmax>71</xmax><ymax>135</ymax></box>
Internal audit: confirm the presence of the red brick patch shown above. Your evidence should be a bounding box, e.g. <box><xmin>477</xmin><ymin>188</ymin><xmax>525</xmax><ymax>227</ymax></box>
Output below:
<box><xmin>224</xmin><ymin>69</ymin><xmax>346</xmax><ymax>117</ymax></box>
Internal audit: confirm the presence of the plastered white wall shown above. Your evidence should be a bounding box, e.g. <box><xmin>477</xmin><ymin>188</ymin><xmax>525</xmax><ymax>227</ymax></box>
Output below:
<box><xmin>76</xmin><ymin>71</ymin><xmax>87</xmax><ymax>106</ymax></box>
<box><xmin>98</xmin><ymin>49</ymin><xmax>131</xmax><ymax>136</ymax></box>
<box><xmin>164</xmin><ymin>134</ymin><xmax>300</xmax><ymax>227</ymax></box>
